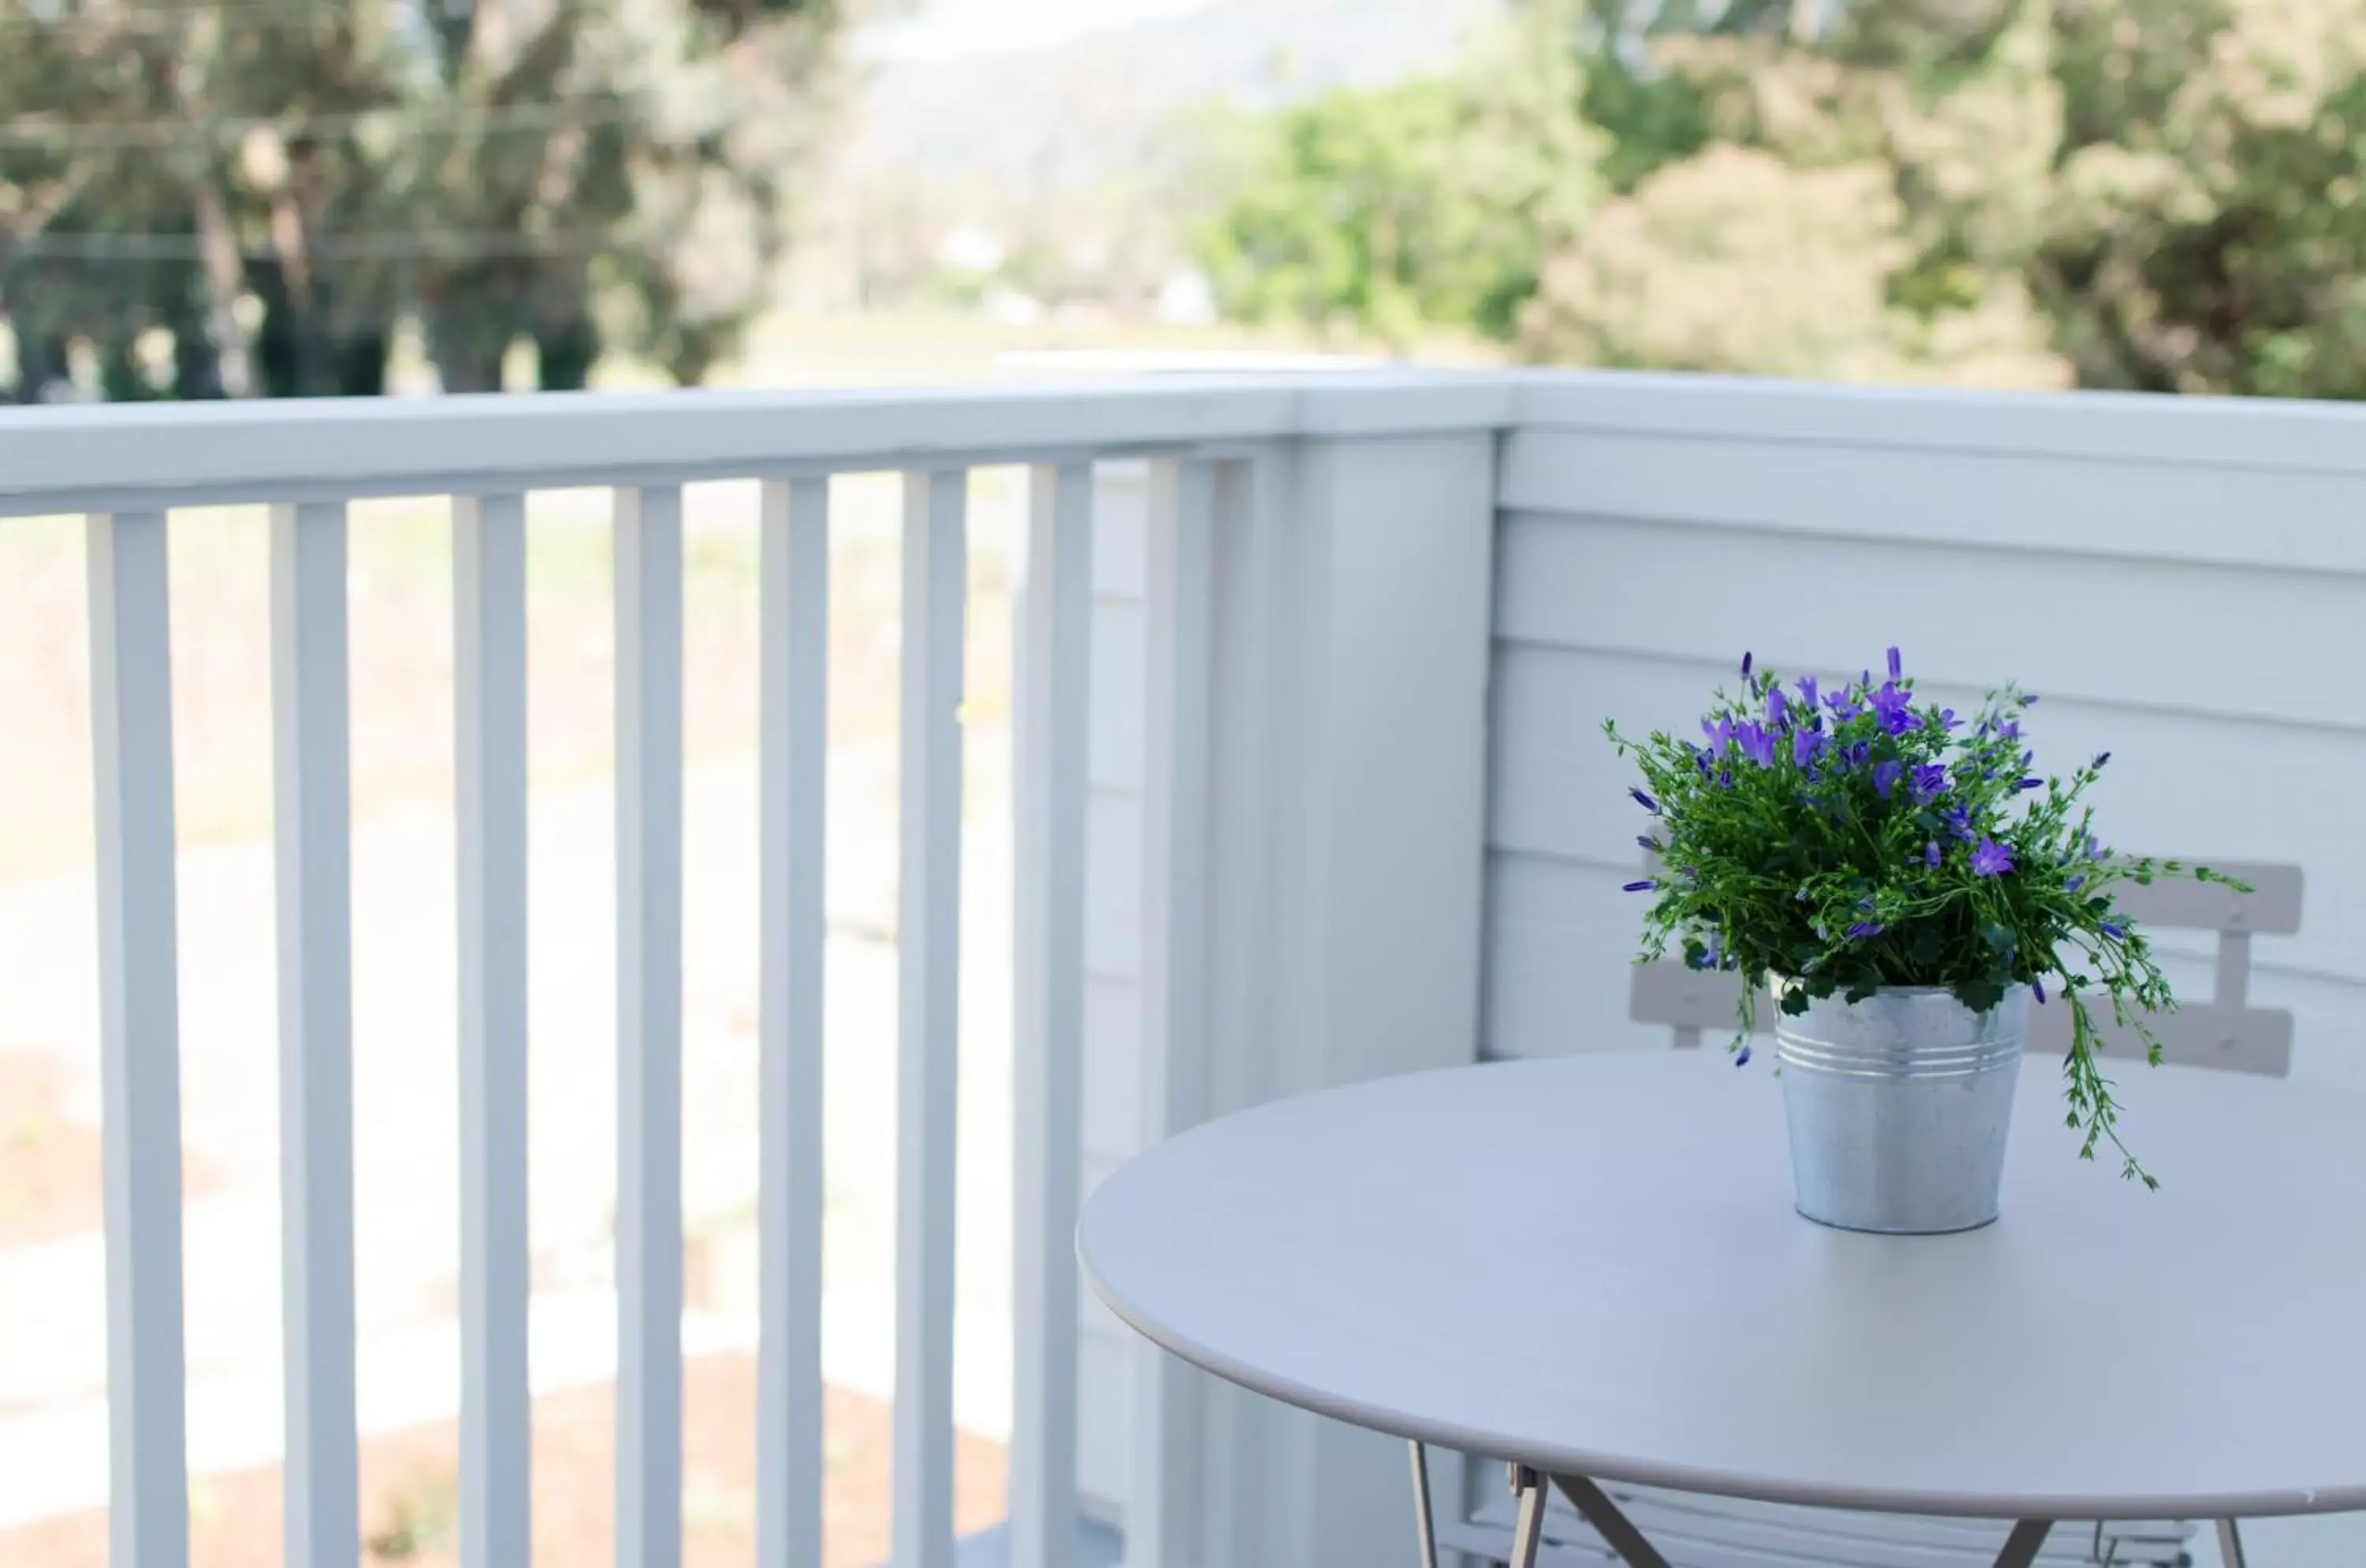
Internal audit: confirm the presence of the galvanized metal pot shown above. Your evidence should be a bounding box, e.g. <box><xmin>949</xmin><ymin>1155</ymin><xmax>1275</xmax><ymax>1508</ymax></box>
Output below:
<box><xmin>1774</xmin><ymin>985</ymin><xmax>2028</xmax><ymax>1234</ymax></box>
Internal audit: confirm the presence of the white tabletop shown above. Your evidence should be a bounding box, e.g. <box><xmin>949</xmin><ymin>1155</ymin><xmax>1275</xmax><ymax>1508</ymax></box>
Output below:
<box><xmin>1078</xmin><ymin>1052</ymin><xmax>2366</xmax><ymax>1521</ymax></box>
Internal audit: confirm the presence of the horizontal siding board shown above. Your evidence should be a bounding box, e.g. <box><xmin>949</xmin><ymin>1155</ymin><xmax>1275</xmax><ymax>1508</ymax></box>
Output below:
<box><xmin>1488</xmin><ymin>643</ymin><xmax>2362</xmax><ymax>980</ymax></box>
<box><xmin>1512</xmin><ymin>372</ymin><xmax>2366</xmax><ymax>487</ymax></box>
<box><xmin>1500</xmin><ymin>428</ymin><xmax>2366</xmax><ymax>577</ymax></box>
<box><xmin>1495</xmin><ymin>512</ymin><xmax>2366</xmax><ymax>731</ymax></box>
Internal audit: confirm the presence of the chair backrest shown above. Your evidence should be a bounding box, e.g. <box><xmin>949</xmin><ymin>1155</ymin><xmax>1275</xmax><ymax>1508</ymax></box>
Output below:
<box><xmin>1627</xmin><ymin>860</ymin><xmax>2304</xmax><ymax>1078</ymax></box>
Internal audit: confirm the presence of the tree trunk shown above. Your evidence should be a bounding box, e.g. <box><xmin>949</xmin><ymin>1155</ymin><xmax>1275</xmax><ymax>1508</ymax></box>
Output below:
<box><xmin>537</xmin><ymin>312</ymin><xmax>601</xmax><ymax>390</ymax></box>
<box><xmin>430</xmin><ymin>311</ymin><xmax>508</xmax><ymax>393</ymax></box>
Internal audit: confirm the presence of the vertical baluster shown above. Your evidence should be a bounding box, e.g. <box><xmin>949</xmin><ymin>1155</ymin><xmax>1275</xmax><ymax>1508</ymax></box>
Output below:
<box><xmin>455</xmin><ymin>492</ymin><xmax>532</xmax><ymax>1568</ymax></box>
<box><xmin>1009</xmin><ymin>464</ymin><xmax>1094</xmax><ymax>1568</ymax></box>
<box><xmin>757</xmin><ymin>476</ymin><xmax>830</xmax><ymax>1568</ymax></box>
<box><xmin>894</xmin><ymin>468</ymin><xmax>967</xmax><ymax>1568</ymax></box>
<box><xmin>1129</xmin><ymin>459</ymin><xmax>1217</xmax><ymax>1568</ymax></box>
<box><xmin>617</xmin><ymin>485</ymin><xmax>686</xmax><ymax>1568</ymax></box>
<box><xmin>88</xmin><ymin>509</ymin><xmax>192</xmax><ymax>1568</ymax></box>
<box><xmin>271</xmin><ymin>502</ymin><xmax>360</xmax><ymax>1568</ymax></box>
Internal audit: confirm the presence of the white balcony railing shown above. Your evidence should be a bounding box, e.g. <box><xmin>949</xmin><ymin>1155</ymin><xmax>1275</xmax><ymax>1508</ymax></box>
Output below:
<box><xmin>0</xmin><ymin>374</ymin><xmax>1510</xmax><ymax>1568</ymax></box>
<box><xmin>3</xmin><ymin>368</ymin><xmax>2360</xmax><ymax>1568</ymax></box>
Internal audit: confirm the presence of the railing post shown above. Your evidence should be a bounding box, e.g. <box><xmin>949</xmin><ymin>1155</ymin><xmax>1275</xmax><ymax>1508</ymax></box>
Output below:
<box><xmin>88</xmin><ymin>508</ymin><xmax>192</xmax><ymax>1568</ymax></box>
<box><xmin>616</xmin><ymin>483</ymin><xmax>687</xmax><ymax>1568</ymax></box>
<box><xmin>271</xmin><ymin>500</ymin><xmax>360</xmax><ymax>1568</ymax></box>
<box><xmin>1125</xmin><ymin>428</ymin><xmax>1498</xmax><ymax>1568</ymax></box>
<box><xmin>894</xmin><ymin>466</ymin><xmax>968</xmax><ymax>1568</ymax></box>
<box><xmin>1011</xmin><ymin>462</ymin><xmax>1095</xmax><ymax>1568</ymax></box>
<box><xmin>454</xmin><ymin>491</ymin><xmax>532</xmax><ymax>1568</ymax></box>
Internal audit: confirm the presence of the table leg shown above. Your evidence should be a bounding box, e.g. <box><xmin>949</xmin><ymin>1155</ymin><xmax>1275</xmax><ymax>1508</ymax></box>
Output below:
<box><xmin>2215</xmin><ymin>1519</ymin><xmax>2248</xmax><ymax>1568</ymax></box>
<box><xmin>1448</xmin><ymin>1463</ymin><xmax>2057</xmax><ymax>1568</ymax></box>
<box><xmin>1408</xmin><ymin>1442</ymin><xmax>1439</xmax><ymax>1568</ymax></box>
<box><xmin>1506</xmin><ymin>1467</ymin><xmax>1547</xmax><ymax>1568</ymax></box>
<box><xmin>1549</xmin><ymin>1474</ymin><xmax>1674</xmax><ymax>1568</ymax></box>
<box><xmin>1993</xmin><ymin>1519</ymin><xmax>2054</xmax><ymax>1568</ymax></box>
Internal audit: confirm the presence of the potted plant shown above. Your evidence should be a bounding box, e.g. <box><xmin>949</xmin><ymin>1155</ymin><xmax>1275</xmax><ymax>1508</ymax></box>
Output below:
<box><xmin>1607</xmin><ymin>648</ymin><xmax>2241</xmax><ymax>1234</ymax></box>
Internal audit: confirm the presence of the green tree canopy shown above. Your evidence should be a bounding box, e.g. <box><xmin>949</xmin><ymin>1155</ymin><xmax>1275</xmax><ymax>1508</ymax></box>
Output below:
<box><xmin>0</xmin><ymin>0</ymin><xmax>842</xmax><ymax>399</ymax></box>
<box><xmin>1196</xmin><ymin>0</ymin><xmax>2366</xmax><ymax>398</ymax></box>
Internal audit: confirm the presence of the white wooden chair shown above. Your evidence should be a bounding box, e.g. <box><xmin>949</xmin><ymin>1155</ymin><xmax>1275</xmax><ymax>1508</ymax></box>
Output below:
<box><xmin>1435</xmin><ymin>859</ymin><xmax>2302</xmax><ymax>1568</ymax></box>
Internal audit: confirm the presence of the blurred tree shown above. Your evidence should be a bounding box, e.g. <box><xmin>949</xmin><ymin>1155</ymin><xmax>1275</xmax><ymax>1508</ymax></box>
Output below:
<box><xmin>2035</xmin><ymin>0</ymin><xmax>2366</xmax><ymax>396</ymax></box>
<box><xmin>1191</xmin><ymin>0</ymin><xmax>1604</xmax><ymax>348</ymax></box>
<box><xmin>1198</xmin><ymin>0</ymin><xmax>2366</xmax><ymax>398</ymax></box>
<box><xmin>0</xmin><ymin>0</ymin><xmax>843</xmax><ymax>398</ymax></box>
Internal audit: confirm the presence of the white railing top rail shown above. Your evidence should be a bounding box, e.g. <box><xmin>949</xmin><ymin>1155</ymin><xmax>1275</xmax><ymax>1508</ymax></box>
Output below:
<box><xmin>0</xmin><ymin>371</ymin><xmax>1516</xmax><ymax>514</ymax></box>
<box><xmin>1517</xmin><ymin>369</ymin><xmax>2366</xmax><ymax>470</ymax></box>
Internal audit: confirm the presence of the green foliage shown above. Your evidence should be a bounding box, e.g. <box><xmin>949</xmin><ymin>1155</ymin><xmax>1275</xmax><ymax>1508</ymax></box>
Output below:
<box><xmin>1201</xmin><ymin>0</ymin><xmax>2366</xmax><ymax>398</ymax></box>
<box><xmin>1607</xmin><ymin>650</ymin><xmax>2246</xmax><ymax>1185</ymax></box>
<box><xmin>0</xmin><ymin>0</ymin><xmax>842</xmax><ymax>400</ymax></box>
<box><xmin>1191</xmin><ymin>2</ymin><xmax>1602</xmax><ymax>347</ymax></box>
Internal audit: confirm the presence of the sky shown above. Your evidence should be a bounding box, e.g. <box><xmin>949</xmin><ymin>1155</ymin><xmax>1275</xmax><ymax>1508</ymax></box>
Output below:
<box><xmin>854</xmin><ymin>0</ymin><xmax>1225</xmax><ymax>62</ymax></box>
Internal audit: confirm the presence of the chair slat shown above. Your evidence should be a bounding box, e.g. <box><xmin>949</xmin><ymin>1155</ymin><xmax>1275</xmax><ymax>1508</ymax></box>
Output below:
<box><xmin>271</xmin><ymin>500</ymin><xmax>360</xmax><ymax>1568</ymax></box>
<box><xmin>2025</xmin><ymin>999</ymin><xmax>2292</xmax><ymax>1077</ymax></box>
<box><xmin>2102</xmin><ymin>862</ymin><xmax>2301</xmax><ymax>934</ymax></box>
<box><xmin>894</xmin><ymin>468</ymin><xmax>968</xmax><ymax>1568</ymax></box>
<box><xmin>1626</xmin><ymin>965</ymin><xmax>1770</xmax><ymax>1037</ymax></box>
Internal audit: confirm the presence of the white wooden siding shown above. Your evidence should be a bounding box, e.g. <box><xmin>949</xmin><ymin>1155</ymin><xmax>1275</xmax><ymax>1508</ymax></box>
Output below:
<box><xmin>1483</xmin><ymin>385</ymin><xmax>2366</xmax><ymax>1103</ymax></box>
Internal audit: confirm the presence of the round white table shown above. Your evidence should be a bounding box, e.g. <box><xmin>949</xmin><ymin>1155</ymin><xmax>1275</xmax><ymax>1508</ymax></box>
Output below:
<box><xmin>1078</xmin><ymin>1052</ymin><xmax>2366</xmax><ymax>1568</ymax></box>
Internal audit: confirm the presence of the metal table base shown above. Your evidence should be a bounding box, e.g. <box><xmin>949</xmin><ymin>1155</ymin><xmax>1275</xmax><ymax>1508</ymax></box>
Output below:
<box><xmin>1408</xmin><ymin>1443</ymin><xmax>2248</xmax><ymax>1568</ymax></box>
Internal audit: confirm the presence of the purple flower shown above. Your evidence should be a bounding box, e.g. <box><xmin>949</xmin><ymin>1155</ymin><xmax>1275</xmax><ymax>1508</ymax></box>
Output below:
<box><xmin>1796</xmin><ymin>674</ymin><xmax>1819</xmax><ymax>710</ymax></box>
<box><xmin>2101</xmin><ymin>920</ymin><xmax>2128</xmax><ymax>940</ymax></box>
<box><xmin>1887</xmin><ymin>646</ymin><xmax>1903</xmax><ymax>681</ymax></box>
<box><xmin>2022</xmin><ymin>693</ymin><xmax>2039</xmax><ymax>705</ymax></box>
<box><xmin>1846</xmin><ymin>920</ymin><xmax>1885</xmax><ymax>940</ymax></box>
<box><xmin>1738</xmin><ymin>722</ymin><xmax>1778</xmax><ymax>769</ymax></box>
<box><xmin>1846</xmin><ymin>741</ymin><xmax>1870</xmax><ymax>768</ymax></box>
<box><xmin>2016</xmin><ymin>777</ymin><xmax>2043</xmax><ymax>792</ymax></box>
<box><xmin>1701</xmin><ymin>715</ymin><xmax>1733</xmax><ymax>752</ymax></box>
<box><xmin>1870</xmin><ymin>681</ymin><xmax>1914</xmax><ymax>735</ymax></box>
<box><xmin>1996</xmin><ymin>718</ymin><xmax>2021</xmax><ymax>741</ymax></box>
<box><xmin>1924</xmin><ymin>841</ymin><xmax>1941</xmax><ymax>867</ymax></box>
<box><xmin>1944</xmin><ymin>803</ymin><xmax>1975</xmax><ymax>841</ymax></box>
<box><xmin>2066</xmin><ymin>873</ymin><xmax>2084</xmax><ymax>892</ymax></box>
<box><xmin>1910</xmin><ymin>763</ymin><xmax>1948</xmax><ymax>803</ymax></box>
<box><xmin>1636</xmin><ymin>834</ymin><xmax>1662</xmax><ymax>853</ymax></box>
<box><xmin>2085</xmin><ymin>833</ymin><xmax>2104</xmax><ymax>861</ymax></box>
<box><xmin>1790</xmin><ymin>726</ymin><xmax>1825</xmax><ymax>767</ymax></box>
<box><xmin>1622</xmin><ymin>879</ymin><xmax>1655</xmax><ymax>893</ymax></box>
<box><xmin>1824</xmin><ymin>689</ymin><xmax>1860</xmax><ymax>722</ymax></box>
<box><xmin>1934</xmin><ymin>707</ymin><xmax>1961</xmax><ymax>732</ymax></box>
<box><xmin>1735</xmin><ymin>1044</ymin><xmax>1752</xmax><ymax>1067</ymax></box>
<box><xmin>1971</xmin><ymin>836</ymin><xmax>2014</xmax><ymax>877</ymax></box>
<box><xmin>1766</xmin><ymin>686</ymin><xmax>1788</xmax><ymax>725</ymax></box>
<box><xmin>1717</xmin><ymin>767</ymin><xmax>1733</xmax><ymax>789</ymax></box>
<box><xmin>2092</xmin><ymin>752</ymin><xmax>2111</xmax><ymax>769</ymax></box>
<box><xmin>1872</xmin><ymin>760</ymin><xmax>1902</xmax><ymax>800</ymax></box>
<box><xmin>1630</xmin><ymin>787</ymin><xmax>1659</xmax><ymax>814</ymax></box>
<box><xmin>1740</xmin><ymin>651</ymin><xmax>1753</xmax><ymax>679</ymax></box>
<box><xmin>2032</xmin><ymin>978</ymin><xmax>2047</xmax><ymax>1004</ymax></box>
